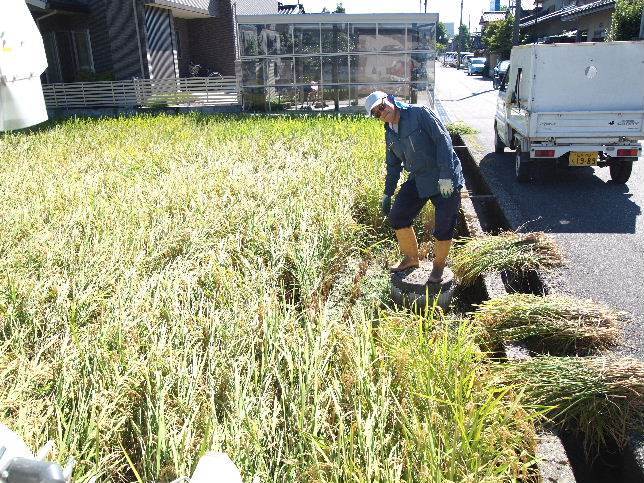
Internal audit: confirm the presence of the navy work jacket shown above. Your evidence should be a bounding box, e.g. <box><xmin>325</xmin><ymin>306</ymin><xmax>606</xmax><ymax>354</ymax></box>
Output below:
<box><xmin>384</xmin><ymin>99</ymin><xmax>464</xmax><ymax>198</ymax></box>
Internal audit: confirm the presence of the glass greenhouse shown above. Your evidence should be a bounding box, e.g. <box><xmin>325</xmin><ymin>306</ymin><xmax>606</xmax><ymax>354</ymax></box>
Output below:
<box><xmin>235</xmin><ymin>13</ymin><xmax>438</xmax><ymax>112</ymax></box>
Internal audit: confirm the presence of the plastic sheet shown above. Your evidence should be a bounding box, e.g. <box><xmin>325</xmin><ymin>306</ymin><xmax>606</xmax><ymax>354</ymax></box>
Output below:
<box><xmin>0</xmin><ymin>0</ymin><xmax>48</xmax><ymax>131</ymax></box>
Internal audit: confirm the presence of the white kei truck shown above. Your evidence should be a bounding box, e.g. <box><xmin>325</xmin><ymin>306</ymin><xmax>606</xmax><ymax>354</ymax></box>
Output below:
<box><xmin>494</xmin><ymin>42</ymin><xmax>644</xmax><ymax>183</ymax></box>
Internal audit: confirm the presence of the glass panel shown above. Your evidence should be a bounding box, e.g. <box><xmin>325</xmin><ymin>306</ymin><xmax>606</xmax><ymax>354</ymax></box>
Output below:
<box><xmin>322</xmin><ymin>55</ymin><xmax>349</xmax><ymax>84</ymax></box>
<box><xmin>242</xmin><ymin>87</ymin><xmax>267</xmax><ymax>110</ymax></box>
<box><xmin>411</xmin><ymin>82</ymin><xmax>433</xmax><ymax>106</ymax></box>
<box><xmin>408</xmin><ymin>23</ymin><xmax>436</xmax><ymax>51</ymax></box>
<box><xmin>73</xmin><ymin>31</ymin><xmax>93</xmax><ymax>72</ymax></box>
<box><xmin>379</xmin><ymin>53</ymin><xmax>407</xmax><ymax>82</ymax></box>
<box><xmin>267</xmin><ymin>57</ymin><xmax>294</xmax><ymax>86</ymax></box>
<box><xmin>294</xmin><ymin>23</ymin><xmax>320</xmax><ymax>54</ymax></box>
<box><xmin>241</xmin><ymin>59</ymin><xmax>265</xmax><ymax>86</ymax></box>
<box><xmin>270</xmin><ymin>86</ymin><xmax>298</xmax><ymax>110</ymax></box>
<box><xmin>410</xmin><ymin>52</ymin><xmax>434</xmax><ymax>85</ymax></box>
<box><xmin>349</xmin><ymin>54</ymin><xmax>380</xmax><ymax>83</ymax></box>
<box><xmin>262</xmin><ymin>23</ymin><xmax>294</xmax><ymax>55</ymax></box>
<box><xmin>378</xmin><ymin>23</ymin><xmax>406</xmax><ymax>51</ymax></box>
<box><xmin>239</xmin><ymin>24</ymin><xmax>261</xmax><ymax>56</ymax></box>
<box><xmin>349</xmin><ymin>23</ymin><xmax>377</xmax><ymax>52</ymax></box>
<box><xmin>296</xmin><ymin>85</ymin><xmax>322</xmax><ymax>109</ymax></box>
<box><xmin>295</xmin><ymin>56</ymin><xmax>321</xmax><ymax>84</ymax></box>
<box><xmin>321</xmin><ymin>84</ymin><xmax>352</xmax><ymax>109</ymax></box>
<box><xmin>321</xmin><ymin>23</ymin><xmax>348</xmax><ymax>52</ymax></box>
<box><xmin>351</xmin><ymin>83</ymin><xmax>412</xmax><ymax>110</ymax></box>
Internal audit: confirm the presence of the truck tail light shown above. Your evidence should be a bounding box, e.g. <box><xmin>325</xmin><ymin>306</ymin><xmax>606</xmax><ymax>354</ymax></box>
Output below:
<box><xmin>616</xmin><ymin>148</ymin><xmax>639</xmax><ymax>157</ymax></box>
<box><xmin>534</xmin><ymin>150</ymin><xmax>556</xmax><ymax>157</ymax></box>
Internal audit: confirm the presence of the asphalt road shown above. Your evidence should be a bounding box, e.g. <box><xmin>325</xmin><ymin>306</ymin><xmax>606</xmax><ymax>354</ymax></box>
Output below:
<box><xmin>434</xmin><ymin>62</ymin><xmax>644</xmax><ymax>359</ymax></box>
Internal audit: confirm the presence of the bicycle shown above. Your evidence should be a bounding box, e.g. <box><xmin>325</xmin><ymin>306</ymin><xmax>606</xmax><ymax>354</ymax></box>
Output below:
<box><xmin>188</xmin><ymin>63</ymin><xmax>223</xmax><ymax>79</ymax></box>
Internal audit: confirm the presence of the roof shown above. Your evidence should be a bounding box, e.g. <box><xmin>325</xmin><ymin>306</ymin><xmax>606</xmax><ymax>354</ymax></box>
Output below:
<box><xmin>26</xmin><ymin>0</ymin><xmax>90</xmax><ymax>13</ymax></box>
<box><xmin>277</xmin><ymin>2</ymin><xmax>305</xmax><ymax>14</ymax></box>
<box><xmin>149</xmin><ymin>0</ymin><xmax>216</xmax><ymax>17</ymax></box>
<box><xmin>236</xmin><ymin>12</ymin><xmax>439</xmax><ymax>24</ymax></box>
<box><xmin>480</xmin><ymin>11</ymin><xmax>506</xmax><ymax>24</ymax></box>
<box><xmin>561</xmin><ymin>0</ymin><xmax>615</xmax><ymax>21</ymax></box>
<box><xmin>519</xmin><ymin>8</ymin><xmax>562</xmax><ymax>27</ymax></box>
<box><xmin>234</xmin><ymin>0</ymin><xmax>279</xmax><ymax>15</ymax></box>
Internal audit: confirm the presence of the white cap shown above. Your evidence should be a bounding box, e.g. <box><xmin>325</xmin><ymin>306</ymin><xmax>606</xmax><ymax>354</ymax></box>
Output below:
<box><xmin>364</xmin><ymin>90</ymin><xmax>388</xmax><ymax>116</ymax></box>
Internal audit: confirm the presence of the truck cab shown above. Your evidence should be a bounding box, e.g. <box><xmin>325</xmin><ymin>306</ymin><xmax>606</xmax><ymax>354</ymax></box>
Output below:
<box><xmin>494</xmin><ymin>42</ymin><xmax>644</xmax><ymax>183</ymax></box>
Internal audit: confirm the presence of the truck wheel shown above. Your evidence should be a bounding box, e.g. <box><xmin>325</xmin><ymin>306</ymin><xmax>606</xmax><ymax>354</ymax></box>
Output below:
<box><xmin>515</xmin><ymin>149</ymin><xmax>532</xmax><ymax>183</ymax></box>
<box><xmin>609</xmin><ymin>159</ymin><xmax>634</xmax><ymax>184</ymax></box>
<box><xmin>494</xmin><ymin>124</ymin><xmax>506</xmax><ymax>154</ymax></box>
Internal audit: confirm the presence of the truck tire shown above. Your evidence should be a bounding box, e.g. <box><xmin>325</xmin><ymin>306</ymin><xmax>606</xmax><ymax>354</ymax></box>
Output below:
<box><xmin>609</xmin><ymin>158</ymin><xmax>634</xmax><ymax>184</ymax></box>
<box><xmin>515</xmin><ymin>149</ymin><xmax>532</xmax><ymax>183</ymax></box>
<box><xmin>494</xmin><ymin>123</ymin><xmax>506</xmax><ymax>154</ymax></box>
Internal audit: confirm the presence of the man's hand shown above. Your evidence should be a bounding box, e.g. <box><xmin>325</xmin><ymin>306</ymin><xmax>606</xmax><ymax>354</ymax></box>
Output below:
<box><xmin>438</xmin><ymin>179</ymin><xmax>454</xmax><ymax>198</ymax></box>
<box><xmin>381</xmin><ymin>195</ymin><xmax>392</xmax><ymax>215</ymax></box>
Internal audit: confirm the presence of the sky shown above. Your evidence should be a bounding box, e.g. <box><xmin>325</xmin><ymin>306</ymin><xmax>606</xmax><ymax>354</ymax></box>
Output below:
<box><xmin>300</xmin><ymin>0</ymin><xmax>534</xmax><ymax>33</ymax></box>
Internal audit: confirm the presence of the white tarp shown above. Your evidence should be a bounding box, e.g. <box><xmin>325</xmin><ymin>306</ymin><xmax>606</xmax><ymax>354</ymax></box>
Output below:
<box><xmin>0</xmin><ymin>0</ymin><xmax>48</xmax><ymax>131</ymax></box>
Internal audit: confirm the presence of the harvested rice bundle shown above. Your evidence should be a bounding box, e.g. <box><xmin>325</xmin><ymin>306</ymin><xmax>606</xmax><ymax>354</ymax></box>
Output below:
<box><xmin>474</xmin><ymin>293</ymin><xmax>625</xmax><ymax>354</ymax></box>
<box><xmin>452</xmin><ymin>231</ymin><xmax>564</xmax><ymax>286</ymax></box>
<box><xmin>499</xmin><ymin>356</ymin><xmax>644</xmax><ymax>452</ymax></box>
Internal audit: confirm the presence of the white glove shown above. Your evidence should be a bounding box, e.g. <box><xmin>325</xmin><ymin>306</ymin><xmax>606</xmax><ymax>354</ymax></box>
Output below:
<box><xmin>438</xmin><ymin>179</ymin><xmax>454</xmax><ymax>198</ymax></box>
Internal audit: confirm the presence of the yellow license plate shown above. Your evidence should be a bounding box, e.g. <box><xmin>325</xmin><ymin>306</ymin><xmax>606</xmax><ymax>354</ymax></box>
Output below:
<box><xmin>569</xmin><ymin>152</ymin><xmax>598</xmax><ymax>166</ymax></box>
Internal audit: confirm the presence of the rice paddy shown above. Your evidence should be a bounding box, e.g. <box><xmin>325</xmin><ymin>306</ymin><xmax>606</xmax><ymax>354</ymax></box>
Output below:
<box><xmin>0</xmin><ymin>114</ymin><xmax>537</xmax><ymax>482</ymax></box>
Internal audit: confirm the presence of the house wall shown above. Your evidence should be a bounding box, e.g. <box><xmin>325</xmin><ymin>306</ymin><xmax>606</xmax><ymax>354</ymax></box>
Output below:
<box><xmin>187</xmin><ymin>0</ymin><xmax>236</xmax><ymax>76</ymax></box>
<box><xmin>105</xmin><ymin>0</ymin><xmax>148</xmax><ymax>80</ymax></box>
<box><xmin>36</xmin><ymin>0</ymin><xmax>113</xmax><ymax>80</ymax></box>
<box><xmin>523</xmin><ymin>16</ymin><xmax>566</xmax><ymax>41</ymax></box>
<box><xmin>576</xmin><ymin>10</ymin><xmax>613</xmax><ymax>40</ymax></box>
<box><xmin>174</xmin><ymin>18</ymin><xmax>192</xmax><ymax>76</ymax></box>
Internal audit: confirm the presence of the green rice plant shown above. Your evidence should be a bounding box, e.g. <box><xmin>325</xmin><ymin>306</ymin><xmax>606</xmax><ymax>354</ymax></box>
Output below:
<box><xmin>445</xmin><ymin>121</ymin><xmax>478</xmax><ymax>135</ymax></box>
<box><xmin>452</xmin><ymin>231</ymin><xmax>564</xmax><ymax>286</ymax></box>
<box><xmin>377</xmin><ymin>316</ymin><xmax>539</xmax><ymax>482</ymax></box>
<box><xmin>0</xmin><ymin>114</ymin><xmax>538</xmax><ymax>482</ymax></box>
<box><xmin>498</xmin><ymin>356</ymin><xmax>644</xmax><ymax>452</ymax></box>
<box><xmin>473</xmin><ymin>293</ymin><xmax>625</xmax><ymax>354</ymax></box>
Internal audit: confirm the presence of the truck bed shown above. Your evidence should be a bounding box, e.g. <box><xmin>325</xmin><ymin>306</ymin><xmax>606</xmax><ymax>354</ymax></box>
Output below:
<box><xmin>530</xmin><ymin>111</ymin><xmax>644</xmax><ymax>139</ymax></box>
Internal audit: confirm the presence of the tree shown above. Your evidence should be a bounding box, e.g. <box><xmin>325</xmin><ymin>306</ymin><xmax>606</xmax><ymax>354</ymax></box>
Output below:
<box><xmin>607</xmin><ymin>0</ymin><xmax>644</xmax><ymax>40</ymax></box>
<box><xmin>437</xmin><ymin>21</ymin><xmax>448</xmax><ymax>44</ymax></box>
<box><xmin>482</xmin><ymin>16</ymin><xmax>514</xmax><ymax>57</ymax></box>
<box><xmin>456</xmin><ymin>24</ymin><xmax>472</xmax><ymax>51</ymax></box>
<box><xmin>334</xmin><ymin>3</ymin><xmax>345</xmax><ymax>13</ymax></box>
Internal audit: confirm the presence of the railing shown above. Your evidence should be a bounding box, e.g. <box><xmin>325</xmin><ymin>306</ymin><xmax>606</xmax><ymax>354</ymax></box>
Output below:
<box><xmin>42</xmin><ymin>76</ymin><xmax>239</xmax><ymax>109</ymax></box>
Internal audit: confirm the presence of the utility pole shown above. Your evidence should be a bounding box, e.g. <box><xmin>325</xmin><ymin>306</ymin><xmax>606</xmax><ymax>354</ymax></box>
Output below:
<box><xmin>513</xmin><ymin>0</ymin><xmax>522</xmax><ymax>45</ymax></box>
<box><xmin>457</xmin><ymin>0</ymin><xmax>463</xmax><ymax>69</ymax></box>
<box><xmin>424</xmin><ymin>0</ymin><xmax>428</xmax><ymax>13</ymax></box>
<box><xmin>639</xmin><ymin>4</ymin><xmax>644</xmax><ymax>39</ymax></box>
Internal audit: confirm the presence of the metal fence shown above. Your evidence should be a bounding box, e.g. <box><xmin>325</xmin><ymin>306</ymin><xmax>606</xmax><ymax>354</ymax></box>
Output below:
<box><xmin>42</xmin><ymin>76</ymin><xmax>239</xmax><ymax>109</ymax></box>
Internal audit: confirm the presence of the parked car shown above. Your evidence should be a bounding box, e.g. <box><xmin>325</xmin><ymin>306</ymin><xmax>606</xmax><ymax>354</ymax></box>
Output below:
<box><xmin>442</xmin><ymin>52</ymin><xmax>456</xmax><ymax>65</ymax></box>
<box><xmin>467</xmin><ymin>57</ymin><xmax>486</xmax><ymax>75</ymax></box>
<box><xmin>460</xmin><ymin>54</ymin><xmax>473</xmax><ymax>69</ymax></box>
<box><xmin>492</xmin><ymin>60</ymin><xmax>510</xmax><ymax>89</ymax></box>
<box><xmin>494</xmin><ymin>42</ymin><xmax>644</xmax><ymax>183</ymax></box>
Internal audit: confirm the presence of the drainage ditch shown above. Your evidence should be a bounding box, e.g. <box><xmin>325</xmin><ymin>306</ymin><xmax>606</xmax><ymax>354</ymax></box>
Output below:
<box><xmin>453</xmin><ymin>133</ymin><xmax>644</xmax><ymax>483</ymax></box>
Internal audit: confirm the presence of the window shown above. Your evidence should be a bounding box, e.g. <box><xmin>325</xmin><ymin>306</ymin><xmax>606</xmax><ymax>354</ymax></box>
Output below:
<box><xmin>73</xmin><ymin>30</ymin><xmax>94</xmax><ymax>74</ymax></box>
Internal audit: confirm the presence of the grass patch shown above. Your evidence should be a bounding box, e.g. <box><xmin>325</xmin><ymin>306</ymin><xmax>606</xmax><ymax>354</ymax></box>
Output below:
<box><xmin>445</xmin><ymin>121</ymin><xmax>478</xmax><ymax>136</ymax></box>
<box><xmin>452</xmin><ymin>231</ymin><xmax>564</xmax><ymax>286</ymax></box>
<box><xmin>499</xmin><ymin>356</ymin><xmax>644</xmax><ymax>453</ymax></box>
<box><xmin>0</xmin><ymin>114</ymin><xmax>536</xmax><ymax>481</ymax></box>
<box><xmin>473</xmin><ymin>294</ymin><xmax>625</xmax><ymax>355</ymax></box>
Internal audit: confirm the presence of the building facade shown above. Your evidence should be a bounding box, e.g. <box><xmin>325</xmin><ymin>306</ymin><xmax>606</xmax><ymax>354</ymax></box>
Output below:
<box><xmin>27</xmin><ymin>0</ymin><xmax>278</xmax><ymax>84</ymax></box>
<box><xmin>520</xmin><ymin>0</ymin><xmax>616</xmax><ymax>43</ymax></box>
